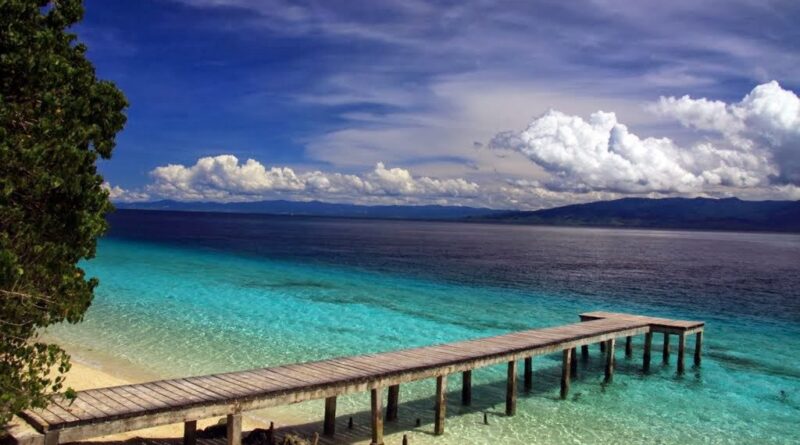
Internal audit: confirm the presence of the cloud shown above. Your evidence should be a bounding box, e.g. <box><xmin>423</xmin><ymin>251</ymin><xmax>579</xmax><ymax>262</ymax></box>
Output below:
<box><xmin>489</xmin><ymin>81</ymin><xmax>800</xmax><ymax>196</ymax></box>
<box><xmin>490</xmin><ymin>110</ymin><xmax>772</xmax><ymax>193</ymax></box>
<box><xmin>102</xmin><ymin>183</ymin><xmax>150</xmax><ymax>203</ymax></box>
<box><xmin>149</xmin><ymin>155</ymin><xmax>305</xmax><ymax>201</ymax></box>
<box><xmin>144</xmin><ymin>155</ymin><xmax>479</xmax><ymax>204</ymax></box>
<box><xmin>654</xmin><ymin>80</ymin><xmax>800</xmax><ymax>184</ymax></box>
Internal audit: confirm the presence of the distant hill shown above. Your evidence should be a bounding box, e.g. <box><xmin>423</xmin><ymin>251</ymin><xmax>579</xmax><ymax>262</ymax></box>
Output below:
<box><xmin>472</xmin><ymin>197</ymin><xmax>800</xmax><ymax>232</ymax></box>
<box><xmin>114</xmin><ymin>199</ymin><xmax>498</xmax><ymax>220</ymax></box>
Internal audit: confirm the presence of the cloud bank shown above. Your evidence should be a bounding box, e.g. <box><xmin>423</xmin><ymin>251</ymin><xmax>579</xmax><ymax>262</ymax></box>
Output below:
<box><xmin>110</xmin><ymin>82</ymin><xmax>800</xmax><ymax>209</ymax></box>
<box><xmin>140</xmin><ymin>155</ymin><xmax>479</xmax><ymax>205</ymax></box>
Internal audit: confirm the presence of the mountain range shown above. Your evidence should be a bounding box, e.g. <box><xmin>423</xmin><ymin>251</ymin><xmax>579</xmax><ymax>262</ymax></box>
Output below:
<box><xmin>116</xmin><ymin>197</ymin><xmax>800</xmax><ymax>232</ymax></box>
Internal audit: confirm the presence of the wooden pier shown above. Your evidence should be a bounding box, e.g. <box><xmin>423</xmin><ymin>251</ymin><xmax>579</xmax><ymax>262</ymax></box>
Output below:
<box><xmin>14</xmin><ymin>312</ymin><xmax>703</xmax><ymax>445</ymax></box>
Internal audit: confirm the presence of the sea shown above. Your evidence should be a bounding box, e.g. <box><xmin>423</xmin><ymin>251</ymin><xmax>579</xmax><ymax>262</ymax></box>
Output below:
<box><xmin>46</xmin><ymin>209</ymin><xmax>800</xmax><ymax>444</ymax></box>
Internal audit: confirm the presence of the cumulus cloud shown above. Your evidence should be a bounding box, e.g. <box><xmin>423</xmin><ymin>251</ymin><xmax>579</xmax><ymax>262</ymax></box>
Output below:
<box><xmin>490</xmin><ymin>110</ymin><xmax>772</xmax><ymax>193</ymax></box>
<box><xmin>491</xmin><ymin>81</ymin><xmax>799</xmax><ymax>196</ymax></box>
<box><xmin>149</xmin><ymin>155</ymin><xmax>305</xmax><ymax>201</ymax></box>
<box><xmin>654</xmin><ymin>80</ymin><xmax>800</xmax><ymax>185</ymax></box>
<box><xmin>102</xmin><ymin>182</ymin><xmax>150</xmax><ymax>203</ymax></box>
<box><xmin>144</xmin><ymin>155</ymin><xmax>479</xmax><ymax>204</ymax></box>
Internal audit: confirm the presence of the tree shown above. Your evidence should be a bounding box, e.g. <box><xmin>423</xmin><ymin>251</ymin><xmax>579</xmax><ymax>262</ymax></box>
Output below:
<box><xmin>0</xmin><ymin>0</ymin><xmax>127</xmax><ymax>426</ymax></box>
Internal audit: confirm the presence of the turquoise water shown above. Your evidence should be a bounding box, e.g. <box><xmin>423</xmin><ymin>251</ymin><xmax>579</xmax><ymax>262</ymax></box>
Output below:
<box><xmin>47</xmin><ymin>212</ymin><xmax>800</xmax><ymax>444</ymax></box>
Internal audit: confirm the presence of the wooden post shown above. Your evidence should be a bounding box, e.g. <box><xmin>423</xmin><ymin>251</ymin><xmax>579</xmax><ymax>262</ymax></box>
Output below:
<box><xmin>183</xmin><ymin>420</ymin><xmax>197</xmax><ymax>445</ymax></box>
<box><xmin>581</xmin><ymin>345</ymin><xmax>589</xmax><ymax>361</ymax></box>
<box><xmin>461</xmin><ymin>370</ymin><xmax>472</xmax><ymax>406</ymax></box>
<box><xmin>599</xmin><ymin>341</ymin><xmax>606</xmax><ymax>353</ymax></box>
<box><xmin>370</xmin><ymin>388</ymin><xmax>384</xmax><ymax>445</ymax></box>
<box><xmin>560</xmin><ymin>348</ymin><xmax>571</xmax><ymax>400</ymax></box>
<box><xmin>604</xmin><ymin>338</ymin><xmax>616</xmax><ymax>383</ymax></box>
<box><xmin>625</xmin><ymin>336</ymin><xmax>633</xmax><ymax>358</ymax></box>
<box><xmin>643</xmin><ymin>331</ymin><xmax>652</xmax><ymax>372</ymax></box>
<box><xmin>524</xmin><ymin>357</ymin><xmax>533</xmax><ymax>392</ymax></box>
<box><xmin>435</xmin><ymin>375</ymin><xmax>447</xmax><ymax>435</ymax></box>
<box><xmin>663</xmin><ymin>333</ymin><xmax>670</xmax><ymax>363</ymax></box>
<box><xmin>324</xmin><ymin>396</ymin><xmax>337</xmax><ymax>436</ymax></box>
<box><xmin>227</xmin><ymin>413</ymin><xmax>242</xmax><ymax>445</ymax></box>
<box><xmin>506</xmin><ymin>361</ymin><xmax>517</xmax><ymax>416</ymax></box>
<box><xmin>386</xmin><ymin>385</ymin><xmax>400</xmax><ymax>422</ymax></box>
<box><xmin>570</xmin><ymin>347</ymin><xmax>578</xmax><ymax>378</ymax></box>
<box><xmin>694</xmin><ymin>331</ymin><xmax>703</xmax><ymax>366</ymax></box>
<box><xmin>43</xmin><ymin>431</ymin><xmax>60</xmax><ymax>445</ymax></box>
<box><xmin>677</xmin><ymin>333</ymin><xmax>686</xmax><ymax>375</ymax></box>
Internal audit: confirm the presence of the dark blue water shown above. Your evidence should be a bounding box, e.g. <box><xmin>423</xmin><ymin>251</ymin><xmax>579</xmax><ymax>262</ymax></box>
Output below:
<box><xmin>49</xmin><ymin>210</ymin><xmax>800</xmax><ymax>444</ymax></box>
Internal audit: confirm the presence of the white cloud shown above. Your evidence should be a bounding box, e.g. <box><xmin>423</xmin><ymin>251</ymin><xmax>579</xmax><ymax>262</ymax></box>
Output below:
<box><xmin>489</xmin><ymin>81</ymin><xmax>800</xmax><ymax>196</ymax></box>
<box><xmin>102</xmin><ymin>182</ymin><xmax>150</xmax><ymax>203</ymax></box>
<box><xmin>654</xmin><ymin>80</ymin><xmax>800</xmax><ymax>184</ymax></box>
<box><xmin>143</xmin><ymin>155</ymin><xmax>480</xmax><ymax>204</ymax></box>
<box><xmin>149</xmin><ymin>155</ymin><xmax>305</xmax><ymax>201</ymax></box>
<box><xmin>490</xmin><ymin>109</ymin><xmax>773</xmax><ymax>194</ymax></box>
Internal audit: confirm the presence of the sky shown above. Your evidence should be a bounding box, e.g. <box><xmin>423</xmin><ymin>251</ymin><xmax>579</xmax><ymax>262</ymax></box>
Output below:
<box><xmin>79</xmin><ymin>0</ymin><xmax>800</xmax><ymax>209</ymax></box>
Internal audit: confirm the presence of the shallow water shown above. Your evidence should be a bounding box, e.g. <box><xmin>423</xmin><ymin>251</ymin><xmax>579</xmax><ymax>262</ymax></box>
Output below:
<box><xmin>48</xmin><ymin>210</ymin><xmax>800</xmax><ymax>444</ymax></box>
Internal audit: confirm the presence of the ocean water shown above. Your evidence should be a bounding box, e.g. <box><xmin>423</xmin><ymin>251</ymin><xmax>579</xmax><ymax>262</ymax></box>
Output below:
<box><xmin>47</xmin><ymin>210</ymin><xmax>800</xmax><ymax>444</ymax></box>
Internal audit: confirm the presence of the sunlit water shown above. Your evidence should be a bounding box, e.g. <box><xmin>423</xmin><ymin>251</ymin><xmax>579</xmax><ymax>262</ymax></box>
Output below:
<box><xmin>48</xmin><ymin>210</ymin><xmax>800</xmax><ymax>444</ymax></box>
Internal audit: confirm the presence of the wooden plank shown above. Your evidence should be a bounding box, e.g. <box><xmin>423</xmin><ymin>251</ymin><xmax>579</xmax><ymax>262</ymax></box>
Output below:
<box><xmin>77</xmin><ymin>393</ymin><xmax>118</xmax><ymax>417</ymax></box>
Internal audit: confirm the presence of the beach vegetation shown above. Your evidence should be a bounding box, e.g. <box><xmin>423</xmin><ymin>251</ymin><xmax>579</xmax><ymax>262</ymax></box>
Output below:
<box><xmin>0</xmin><ymin>0</ymin><xmax>127</xmax><ymax>426</ymax></box>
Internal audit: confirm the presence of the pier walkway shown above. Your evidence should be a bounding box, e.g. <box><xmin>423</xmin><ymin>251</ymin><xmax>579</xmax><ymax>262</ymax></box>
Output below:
<box><xmin>15</xmin><ymin>312</ymin><xmax>704</xmax><ymax>445</ymax></box>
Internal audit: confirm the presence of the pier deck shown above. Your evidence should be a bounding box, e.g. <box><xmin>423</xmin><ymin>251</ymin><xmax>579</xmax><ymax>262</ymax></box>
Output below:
<box><xmin>16</xmin><ymin>312</ymin><xmax>704</xmax><ymax>445</ymax></box>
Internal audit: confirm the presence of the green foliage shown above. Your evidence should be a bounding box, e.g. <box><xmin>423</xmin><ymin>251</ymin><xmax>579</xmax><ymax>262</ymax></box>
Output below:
<box><xmin>0</xmin><ymin>0</ymin><xmax>127</xmax><ymax>426</ymax></box>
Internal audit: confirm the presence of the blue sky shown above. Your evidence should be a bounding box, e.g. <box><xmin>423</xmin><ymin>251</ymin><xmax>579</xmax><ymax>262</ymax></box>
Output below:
<box><xmin>80</xmin><ymin>0</ymin><xmax>800</xmax><ymax>209</ymax></box>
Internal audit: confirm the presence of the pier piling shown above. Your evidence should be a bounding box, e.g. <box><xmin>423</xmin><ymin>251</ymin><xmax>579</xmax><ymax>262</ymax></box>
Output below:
<box><xmin>604</xmin><ymin>338</ymin><xmax>616</xmax><ymax>382</ymax></box>
<box><xmin>435</xmin><ymin>375</ymin><xmax>447</xmax><ymax>435</ymax></box>
<box><xmin>461</xmin><ymin>371</ymin><xmax>471</xmax><ymax>406</ymax></box>
<box><xmin>561</xmin><ymin>348</ymin><xmax>572</xmax><ymax>399</ymax></box>
<box><xmin>625</xmin><ymin>336</ymin><xmax>633</xmax><ymax>358</ymax></box>
<box><xmin>695</xmin><ymin>331</ymin><xmax>703</xmax><ymax>366</ymax></box>
<box><xmin>226</xmin><ymin>413</ymin><xmax>242</xmax><ymax>445</ymax></box>
<box><xmin>677</xmin><ymin>333</ymin><xmax>686</xmax><ymax>374</ymax></box>
<box><xmin>324</xmin><ymin>396</ymin><xmax>336</xmax><ymax>436</ymax></box>
<box><xmin>663</xmin><ymin>333</ymin><xmax>670</xmax><ymax>363</ymax></box>
<box><xmin>183</xmin><ymin>421</ymin><xmax>196</xmax><ymax>445</ymax></box>
<box><xmin>386</xmin><ymin>385</ymin><xmax>399</xmax><ymax>422</ymax></box>
<box><xmin>506</xmin><ymin>361</ymin><xmax>517</xmax><ymax>416</ymax></box>
<box><xmin>370</xmin><ymin>388</ymin><xmax>384</xmax><ymax>445</ymax></box>
<box><xmin>643</xmin><ymin>331</ymin><xmax>653</xmax><ymax>372</ymax></box>
<box><xmin>524</xmin><ymin>357</ymin><xmax>533</xmax><ymax>392</ymax></box>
